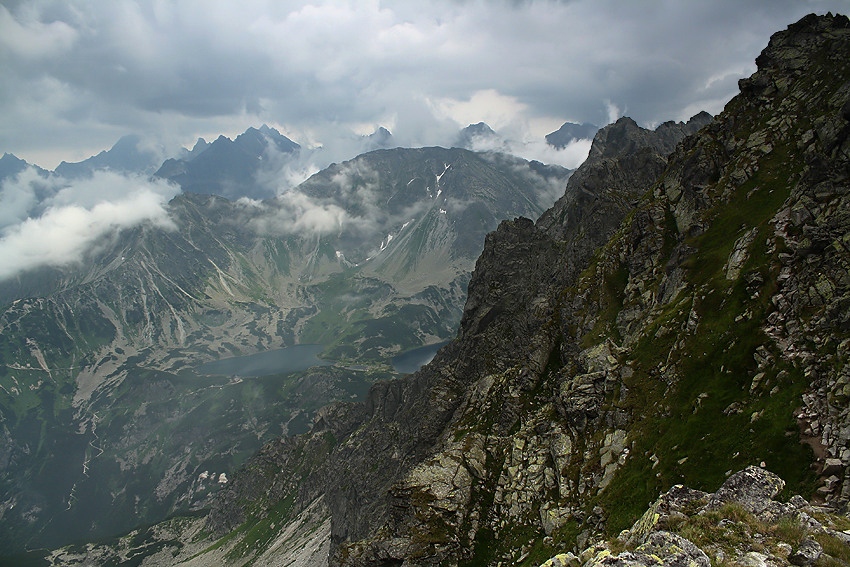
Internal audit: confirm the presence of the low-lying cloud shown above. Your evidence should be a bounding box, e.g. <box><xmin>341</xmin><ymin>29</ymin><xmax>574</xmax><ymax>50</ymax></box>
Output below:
<box><xmin>0</xmin><ymin>169</ymin><xmax>179</xmax><ymax>280</ymax></box>
<box><xmin>246</xmin><ymin>191</ymin><xmax>349</xmax><ymax>236</ymax></box>
<box><xmin>244</xmin><ymin>158</ymin><xmax>446</xmax><ymax>264</ymax></box>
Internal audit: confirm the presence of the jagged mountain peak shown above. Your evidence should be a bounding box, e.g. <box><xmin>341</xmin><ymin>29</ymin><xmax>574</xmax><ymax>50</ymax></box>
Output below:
<box><xmin>362</xmin><ymin>126</ymin><xmax>395</xmax><ymax>150</ymax></box>
<box><xmin>230</xmin><ymin>124</ymin><xmax>300</xmax><ymax>154</ymax></box>
<box><xmin>545</xmin><ymin>121</ymin><xmax>599</xmax><ymax>149</ymax></box>
<box><xmin>586</xmin><ymin>112</ymin><xmax>712</xmax><ymax>162</ymax></box>
<box><xmin>153</xmin><ymin>125</ymin><xmax>301</xmax><ymax>200</ymax></box>
<box><xmin>187</xmin><ymin>136</ymin><xmax>208</xmax><ymax>159</ymax></box>
<box><xmin>463</xmin><ymin>121</ymin><xmax>497</xmax><ymax>136</ymax></box>
<box><xmin>236</xmin><ymin>124</ymin><xmax>300</xmax><ymax>153</ymax></box>
<box><xmin>454</xmin><ymin>121</ymin><xmax>505</xmax><ymax>151</ymax></box>
<box><xmin>534</xmin><ymin>113</ymin><xmax>709</xmax><ymax>246</ymax></box>
<box><xmin>368</xmin><ymin>126</ymin><xmax>393</xmax><ymax>138</ymax></box>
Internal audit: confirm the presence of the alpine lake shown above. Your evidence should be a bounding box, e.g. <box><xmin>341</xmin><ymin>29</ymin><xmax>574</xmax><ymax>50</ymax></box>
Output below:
<box><xmin>193</xmin><ymin>341</ymin><xmax>449</xmax><ymax>378</ymax></box>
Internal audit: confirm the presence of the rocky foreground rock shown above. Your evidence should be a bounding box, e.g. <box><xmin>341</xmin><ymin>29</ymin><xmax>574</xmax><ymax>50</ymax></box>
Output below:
<box><xmin>543</xmin><ymin>466</ymin><xmax>850</xmax><ymax>567</ymax></box>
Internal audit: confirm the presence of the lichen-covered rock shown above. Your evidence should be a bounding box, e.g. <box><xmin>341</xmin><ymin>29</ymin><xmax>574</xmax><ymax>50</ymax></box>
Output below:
<box><xmin>537</xmin><ymin>468</ymin><xmax>848</xmax><ymax>567</ymax></box>
<box><xmin>541</xmin><ymin>552</ymin><xmax>581</xmax><ymax>567</ymax></box>
<box><xmin>636</xmin><ymin>531</ymin><xmax>710</xmax><ymax>567</ymax></box>
<box><xmin>624</xmin><ymin>484</ymin><xmax>709</xmax><ymax>546</ymax></box>
<box><xmin>583</xmin><ymin>532</ymin><xmax>710</xmax><ymax>567</ymax></box>
<box><xmin>706</xmin><ymin>466</ymin><xmax>785</xmax><ymax>513</ymax></box>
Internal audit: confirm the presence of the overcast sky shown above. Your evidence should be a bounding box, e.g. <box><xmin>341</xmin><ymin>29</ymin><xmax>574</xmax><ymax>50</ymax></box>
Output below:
<box><xmin>2</xmin><ymin>0</ymin><xmax>849</xmax><ymax>170</ymax></box>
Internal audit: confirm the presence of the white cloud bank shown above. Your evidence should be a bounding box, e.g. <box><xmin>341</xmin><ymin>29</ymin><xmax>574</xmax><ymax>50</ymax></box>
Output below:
<box><xmin>0</xmin><ymin>169</ymin><xmax>180</xmax><ymax>280</ymax></box>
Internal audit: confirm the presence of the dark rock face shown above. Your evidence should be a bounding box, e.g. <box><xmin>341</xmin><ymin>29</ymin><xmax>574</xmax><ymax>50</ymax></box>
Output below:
<box><xmin>155</xmin><ymin>12</ymin><xmax>850</xmax><ymax>567</ymax></box>
<box><xmin>546</xmin><ymin>122</ymin><xmax>600</xmax><ymax>149</ymax></box>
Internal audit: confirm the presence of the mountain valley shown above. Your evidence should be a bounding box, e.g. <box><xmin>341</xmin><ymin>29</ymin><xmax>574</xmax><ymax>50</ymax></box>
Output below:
<box><xmin>0</xmin><ymin>140</ymin><xmax>570</xmax><ymax>556</ymax></box>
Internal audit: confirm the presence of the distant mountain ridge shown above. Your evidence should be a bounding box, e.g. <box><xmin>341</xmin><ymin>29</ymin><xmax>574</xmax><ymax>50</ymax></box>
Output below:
<box><xmin>545</xmin><ymin>121</ymin><xmax>599</xmax><ymax>148</ymax></box>
<box><xmin>54</xmin><ymin>134</ymin><xmax>165</xmax><ymax>178</ymax></box>
<box><xmin>0</xmin><ymin>152</ymin><xmax>48</xmax><ymax>183</ymax></box>
<box><xmin>2</xmin><ymin>120</ymin><xmax>590</xmax><ymax>209</ymax></box>
<box><xmin>154</xmin><ymin>125</ymin><xmax>301</xmax><ymax>200</ymax></box>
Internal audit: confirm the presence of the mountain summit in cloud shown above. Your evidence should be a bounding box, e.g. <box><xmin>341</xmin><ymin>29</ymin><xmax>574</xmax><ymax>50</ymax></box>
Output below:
<box><xmin>545</xmin><ymin>121</ymin><xmax>599</xmax><ymax>148</ymax></box>
<box><xmin>53</xmin><ymin>134</ymin><xmax>166</xmax><ymax>179</ymax></box>
<box><xmin>454</xmin><ymin>122</ymin><xmax>505</xmax><ymax>151</ymax></box>
<box><xmin>155</xmin><ymin>125</ymin><xmax>300</xmax><ymax>200</ymax></box>
<box><xmin>362</xmin><ymin>127</ymin><xmax>395</xmax><ymax>151</ymax></box>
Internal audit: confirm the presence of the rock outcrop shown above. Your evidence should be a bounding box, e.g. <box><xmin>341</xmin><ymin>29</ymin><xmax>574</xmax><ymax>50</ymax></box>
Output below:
<box><xmin>567</xmin><ymin>467</ymin><xmax>850</xmax><ymax>567</ymax></box>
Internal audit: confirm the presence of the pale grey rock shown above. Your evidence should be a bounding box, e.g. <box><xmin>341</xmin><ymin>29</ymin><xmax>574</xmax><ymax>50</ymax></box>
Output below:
<box><xmin>789</xmin><ymin>538</ymin><xmax>823</xmax><ymax>566</ymax></box>
<box><xmin>540</xmin><ymin>552</ymin><xmax>581</xmax><ymax>567</ymax></box>
<box><xmin>706</xmin><ymin>466</ymin><xmax>785</xmax><ymax>513</ymax></box>
<box><xmin>741</xmin><ymin>551</ymin><xmax>771</xmax><ymax>567</ymax></box>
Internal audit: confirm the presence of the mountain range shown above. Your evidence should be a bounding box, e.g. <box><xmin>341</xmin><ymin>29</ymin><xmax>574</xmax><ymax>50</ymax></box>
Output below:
<box><xmin>154</xmin><ymin>125</ymin><xmax>301</xmax><ymax>200</ymax></box>
<box><xmin>54</xmin><ymin>134</ymin><xmax>166</xmax><ymax>179</ymax></box>
<box><xmin>25</xmin><ymin>12</ymin><xmax>850</xmax><ymax>567</ymax></box>
<box><xmin>2</xmin><ymin>119</ymin><xmax>592</xmax><ymax>202</ymax></box>
<box><xmin>0</xmin><ymin>137</ymin><xmax>571</xmax><ymax>555</ymax></box>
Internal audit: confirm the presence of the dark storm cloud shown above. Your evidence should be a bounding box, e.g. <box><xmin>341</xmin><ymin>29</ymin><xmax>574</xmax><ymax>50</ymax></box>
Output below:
<box><xmin>2</xmin><ymin>0</ymin><xmax>849</xmax><ymax>169</ymax></box>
